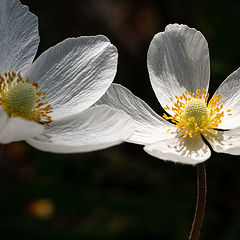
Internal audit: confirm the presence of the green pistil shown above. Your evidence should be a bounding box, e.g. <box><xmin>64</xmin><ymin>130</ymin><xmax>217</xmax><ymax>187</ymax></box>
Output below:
<box><xmin>184</xmin><ymin>98</ymin><xmax>208</xmax><ymax>126</ymax></box>
<box><xmin>5</xmin><ymin>82</ymin><xmax>36</xmax><ymax>117</ymax></box>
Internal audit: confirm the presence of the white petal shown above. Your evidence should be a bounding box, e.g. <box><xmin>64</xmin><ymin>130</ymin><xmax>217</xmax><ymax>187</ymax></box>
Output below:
<box><xmin>27</xmin><ymin>105</ymin><xmax>134</xmax><ymax>153</ymax></box>
<box><xmin>214</xmin><ymin>68</ymin><xmax>240</xmax><ymax>129</ymax></box>
<box><xmin>0</xmin><ymin>0</ymin><xmax>39</xmax><ymax>74</ymax></box>
<box><xmin>26</xmin><ymin>36</ymin><xmax>118</xmax><ymax>120</ymax></box>
<box><xmin>147</xmin><ymin>24</ymin><xmax>210</xmax><ymax>115</ymax></box>
<box><xmin>144</xmin><ymin>135</ymin><xmax>211</xmax><ymax>165</ymax></box>
<box><xmin>96</xmin><ymin>83</ymin><xmax>173</xmax><ymax>145</ymax></box>
<box><xmin>0</xmin><ymin>117</ymin><xmax>44</xmax><ymax>144</ymax></box>
<box><xmin>205</xmin><ymin>128</ymin><xmax>240</xmax><ymax>155</ymax></box>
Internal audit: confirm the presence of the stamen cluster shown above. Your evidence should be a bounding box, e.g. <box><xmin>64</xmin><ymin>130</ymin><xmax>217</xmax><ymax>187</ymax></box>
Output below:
<box><xmin>0</xmin><ymin>72</ymin><xmax>53</xmax><ymax>124</ymax></box>
<box><xmin>163</xmin><ymin>89</ymin><xmax>231</xmax><ymax>139</ymax></box>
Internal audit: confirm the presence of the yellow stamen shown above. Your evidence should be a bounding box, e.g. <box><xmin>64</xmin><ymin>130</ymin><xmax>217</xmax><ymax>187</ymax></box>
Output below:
<box><xmin>0</xmin><ymin>72</ymin><xmax>53</xmax><ymax>124</ymax></box>
<box><xmin>163</xmin><ymin>89</ymin><xmax>230</xmax><ymax>139</ymax></box>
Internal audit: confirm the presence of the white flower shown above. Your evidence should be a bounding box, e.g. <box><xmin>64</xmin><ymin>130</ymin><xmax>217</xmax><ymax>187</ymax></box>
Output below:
<box><xmin>0</xmin><ymin>0</ymin><xmax>134</xmax><ymax>152</ymax></box>
<box><xmin>97</xmin><ymin>24</ymin><xmax>240</xmax><ymax>165</ymax></box>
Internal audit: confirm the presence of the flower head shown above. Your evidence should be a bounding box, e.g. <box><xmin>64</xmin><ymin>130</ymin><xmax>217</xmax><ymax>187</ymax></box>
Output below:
<box><xmin>162</xmin><ymin>89</ymin><xmax>231</xmax><ymax>139</ymax></box>
<box><xmin>97</xmin><ymin>24</ymin><xmax>240</xmax><ymax>164</ymax></box>
<box><xmin>0</xmin><ymin>0</ymin><xmax>133</xmax><ymax>152</ymax></box>
<box><xmin>0</xmin><ymin>72</ymin><xmax>52</xmax><ymax>123</ymax></box>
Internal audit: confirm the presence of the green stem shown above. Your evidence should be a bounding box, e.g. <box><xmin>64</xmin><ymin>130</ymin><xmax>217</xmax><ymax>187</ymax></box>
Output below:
<box><xmin>189</xmin><ymin>162</ymin><xmax>207</xmax><ymax>240</ymax></box>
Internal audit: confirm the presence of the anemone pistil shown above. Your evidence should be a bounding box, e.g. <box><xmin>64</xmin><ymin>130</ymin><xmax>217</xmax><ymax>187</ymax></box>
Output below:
<box><xmin>163</xmin><ymin>89</ymin><xmax>232</xmax><ymax>139</ymax></box>
<box><xmin>0</xmin><ymin>72</ymin><xmax>52</xmax><ymax>124</ymax></box>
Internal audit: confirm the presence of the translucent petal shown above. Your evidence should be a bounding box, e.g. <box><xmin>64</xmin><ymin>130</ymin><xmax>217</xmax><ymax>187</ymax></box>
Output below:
<box><xmin>206</xmin><ymin>128</ymin><xmax>240</xmax><ymax>155</ymax></box>
<box><xmin>0</xmin><ymin>0</ymin><xmax>39</xmax><ymax>74</ymax></box>
<box><xmin>144</xmin><ymin>135</ymin><xmax>211</xmax><ymax>165</ymax></box>
<box><xmin>97</xmin><ymin>83</ymin><xmax>173</xmax><ymax>145</ymax></box>
<box><xmin>26</xmin><ymin>36</ymin><xmax>118</xmax><ymax>120</ymax></box>
<box><xmin>27</xmin><ymin>105</ymin><xmax>134</xmax><ymax>153</ymax></box>
<box><xmin>147</xmin><ymin>24</ymin><xmax>210</xmax><ymax>115</ymax></box>
<box><xmin>214</xmin><ymin>68</ymin><xmax>240</xmax><ymax>129</ymax></box>
<box><xmin>0</xmin><ymin>117</ymin><xmax>44</xmax><ymax>144</ymax></box>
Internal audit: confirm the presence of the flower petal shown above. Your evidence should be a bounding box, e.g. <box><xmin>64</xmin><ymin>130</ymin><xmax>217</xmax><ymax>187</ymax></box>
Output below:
<box><xmin>0</xmin><ymin>0</ymin><xmax>39</xmax><ymax>74</ymax></box>
<box><xmin>147</xmin><ymin>24</ymin><xmax>210</xmax><ymax>115</ymax></box>
<box><xmin>214</xmin><ymin>68</ymin><xmax>240</xmax><ymax>129</ymax></box>
<box><xmin>27</xmin><ymin>105</ymin><xmax>134</xmax><ymax>153</ymax></box>
<box><xmin>144</xmin><ymin>135</ymin><xmax>211</xmax><ymax>165</ymax></box>
<box><xmin>205</xmin><ymin>128</ymin><xmax>240</xmax><ymax>155</ymax></box>
<box><xmin>96</xmin><ymin>83</ymin><xmax>173</xmax><ymax>145</ymax></box>
<box><xmin>25</xmin><ymin>36</ymin><xmax>118</xmax><ymax>120</ymax></box>
<box><xmin>0</xmin><ymin>117</ymin><xmax>44</xmax><ymax>144</ymax></box>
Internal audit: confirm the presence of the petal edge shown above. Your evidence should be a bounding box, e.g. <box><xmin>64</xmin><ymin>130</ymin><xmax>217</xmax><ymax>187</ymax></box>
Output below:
<box><xmin>144</xmin><ymin>135</ymin><xmax>211</xmax><ymax>165</ymax></box>
<box><xmin>27</xmin><ymin>105</ymin><xmax>134</xmax><ymax>153</ymax></box>
<box><xmin>147</xmin><ymin>24</ymin><xmax>210</xmax><ymax>115</ymax></box>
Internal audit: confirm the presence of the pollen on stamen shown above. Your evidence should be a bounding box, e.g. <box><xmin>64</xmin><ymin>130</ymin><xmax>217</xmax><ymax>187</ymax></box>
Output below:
<box><xmin>163</xmin><ymin>89</ymin><xmax>230</xmax><ymax>139</ymax></box>
<box><xmin>0</xmin><ymin>72</ymin><xmax>53</xmax><ymax>125</ymax></box>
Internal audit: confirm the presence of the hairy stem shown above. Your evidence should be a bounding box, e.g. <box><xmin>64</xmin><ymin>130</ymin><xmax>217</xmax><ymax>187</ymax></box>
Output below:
<box><xmin>189</xmin><ymin>162</ymin><xmax>206</xmax><ymax>240</ymax></box>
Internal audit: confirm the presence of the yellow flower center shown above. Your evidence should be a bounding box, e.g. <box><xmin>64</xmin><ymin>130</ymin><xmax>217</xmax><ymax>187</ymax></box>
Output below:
<box><xmin>6</xmin><ymin>82</ymin><xmax>37</xmax><ymax>116</ymax></box>
<box><xmin>0</xmin><ymin>72</ymin><xmax>53</xmax><ymax>124</ymax></box>
<box><xmin>163</xmin><ymin>89</ymin><xmax>231</xmax><ymax>139</ymax></box>
<box><xmin>184</xmin><ymin>98</ymin><xmax>208</xmax><ymax>127</ymax></box>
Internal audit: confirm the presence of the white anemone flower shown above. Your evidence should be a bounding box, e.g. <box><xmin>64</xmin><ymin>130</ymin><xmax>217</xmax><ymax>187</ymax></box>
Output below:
<box><xmin>0</xmin><ymin>0</ymin><xmax>134</xmax><ymax>152</ymax></box>
<box><xmin>97</xmin><ymin>24</ymin><xmax>240</xmax><ymax>165</ymax></box>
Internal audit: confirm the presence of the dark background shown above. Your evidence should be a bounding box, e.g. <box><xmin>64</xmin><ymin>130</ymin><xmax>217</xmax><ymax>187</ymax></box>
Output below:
<box><xmin>1</xmin><ymin>0</ymin><xmax>240</xmax><ymax>239</ymax></box>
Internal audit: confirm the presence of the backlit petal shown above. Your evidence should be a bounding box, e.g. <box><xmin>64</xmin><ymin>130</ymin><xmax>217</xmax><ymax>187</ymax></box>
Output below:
<box><xmin>97</xmin><ymin>83</ymin><xmax>173</xmax><ymax>145</ymax></box>
<box><xmin>0</xmin><ymin>117</ymin><xmax>44</xmax><ymax>144</ymax></box>
<box><xmin>205</xmin><ymin>128</ymin><xmax>240</xmax><ymax>155</ymax></box>
<box><xmin>148</xmin><ymin>24</ymin><xmax>210</xmax><ymax>115</ymax></box>
<box><xmin>27</xmin><ymin>105</ymin><xmax>133</xmax><ymax>153</ymax></box>
<box><xmin>214</xmin><ymin>68</ymin><xmax>240</xmax><ymax>129</ymax></box>
<box><xmin>144</xmin><ymin>135</ymin><xmax>211</xmax><ymax>165</ymax></box>
<box><xmin>26</xmin><ymin>36</ymin><xmax>118</xmax><ymax>120</ymax></box>
<box><xmin>0</xmin><ymin>0</ymin><xmax>39</xmax><ymax>74</ymax></box>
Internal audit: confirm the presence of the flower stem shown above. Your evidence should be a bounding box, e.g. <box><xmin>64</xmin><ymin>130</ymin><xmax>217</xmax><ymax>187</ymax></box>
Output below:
<box><xmin>189</xmin><ymin>162</ymin><xmax>206</xmax><ymax>240</ymax></box>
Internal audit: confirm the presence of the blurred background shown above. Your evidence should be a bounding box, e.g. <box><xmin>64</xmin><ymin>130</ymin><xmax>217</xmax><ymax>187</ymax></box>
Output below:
<box><xmin>1</xmin><ymin>0</ymin><xmax>240</xmax><ymax>239</ymax></box>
